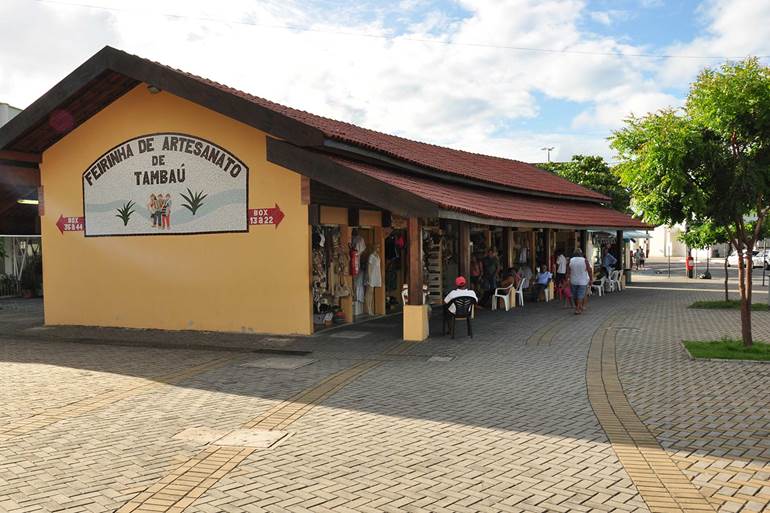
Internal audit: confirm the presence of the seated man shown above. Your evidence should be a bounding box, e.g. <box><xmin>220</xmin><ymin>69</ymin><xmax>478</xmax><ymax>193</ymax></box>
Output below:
<box><xmin>444</xmin><ymin>276</ymin><xmax>478</xmax><ymax>314</ymax></box>
<box><xmin>531</xmin><ymin>266</ymin><xmax>552</xmax><ymax>301</ymax></box>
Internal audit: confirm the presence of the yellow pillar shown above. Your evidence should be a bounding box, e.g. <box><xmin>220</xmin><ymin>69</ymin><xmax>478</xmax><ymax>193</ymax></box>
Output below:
<box><xmin>403</xmin><ymin>304</ymin><xmax>429</xmax><ymax>341</ymax></box>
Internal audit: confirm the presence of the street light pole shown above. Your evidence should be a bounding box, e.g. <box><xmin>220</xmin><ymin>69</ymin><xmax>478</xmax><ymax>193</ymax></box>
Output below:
<box><xmin>541</xmin><ymin>146</ymin><xmax>555</xmax><ymax>163</ymax></box>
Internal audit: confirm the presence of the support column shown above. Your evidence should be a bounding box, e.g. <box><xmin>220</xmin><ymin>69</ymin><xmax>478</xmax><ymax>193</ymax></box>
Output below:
<box><xmin>459</xmin><ymin>221</ymin><xmax>470</xmax><ymax>279</ymax></box>
<box><xmin>503</xmin><ymin>228</ymin><xmax>514</xmax><ymax>269</ymax></box>
<box><xmin>339</xmin><ymin>226</ymin><xmax>353</xmax><ymax>323</ymax></box>
<box><xmin>404</xmin><ymin>217</ymin><xmax>428</xmax><ymax>341</ymax></box>
<box><xmin>616</xmin><ymin>230</ymin><xmax>624</xmax><ymax>270</ymax></box>
<box><xmin>580</xmin><ymin>230</ymin><xmax>588</xmax><ymax>255</ymax></box>
<box><xmin>530</xmin><ymin>231</ymin><xmax>537</xmax><ymax>273</ymax></box>
<box><xmin>544</xmin><ymin>229</ymin><xmax>552</xmax><ymax>272</ymax></box>
<box><xmin>485</xmin><ymin>228</ymin><xmax>492</xmax><ymax>251</ymax></box>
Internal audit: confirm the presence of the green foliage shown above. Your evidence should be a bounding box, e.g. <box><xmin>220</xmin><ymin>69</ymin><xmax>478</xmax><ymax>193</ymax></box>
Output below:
<box><xmin>612</xmin><ymin>58</ymin><xmax>770</xmax><ymax>232</ymax></box>
<box><xmin>20</xmin><ymin>255</ymin><xmax>42</xmax><ymax>295</ymax></box>
<box><xmin>540</xmin><ymin>155</ymin><xmax>631</xmax><ymax>212</ymax></box>
<box><xmin>689</xmin><ymin>300</ymin><xmax>769</xmax><ymax>311</ymax></box>
<box><xmin>180</xmin><ymin>188</ymin><xmax>207</xmax><ymax>215</ymax></box>
<box><xmin>677</xmin><ymin>221</ymin><xmax>729</xmax><ymax>250</ymax></box>
<box><xmin>611</xmin><ymin>58</ymin><xmax>770</xmax><ymax>347</ymax></box>
<box><xmin>114</xmin><ymin>200</ymin><xmax>136</xmax><ymax>226</ymax></box>
<box><xmin>684</xmin><ymin>338</ymin><xmax>770</xmax><ymax>361</ymax></box>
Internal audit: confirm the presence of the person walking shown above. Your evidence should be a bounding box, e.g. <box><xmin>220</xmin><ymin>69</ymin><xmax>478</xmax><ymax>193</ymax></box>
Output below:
<box><xmin>555</xmin><ymin>249</ymin><xmax>567</xmax><ymax>286</ymax></box>
<box><xmin>566</xmin><ymin>248</ymin><xmax>593</xmax><ymax>315</ymax></box>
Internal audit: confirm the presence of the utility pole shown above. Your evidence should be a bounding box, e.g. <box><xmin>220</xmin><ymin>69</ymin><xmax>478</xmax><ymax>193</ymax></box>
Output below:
<box><xmin>541</xmin><ymin>146</ymin><xmax>555</xmax><ymax>163</ymax></box>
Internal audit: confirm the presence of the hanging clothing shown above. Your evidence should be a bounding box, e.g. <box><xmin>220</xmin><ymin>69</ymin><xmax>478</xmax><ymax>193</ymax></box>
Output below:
<box><xmin>355</xmin><ymin>273</ymin><xmax>365</xmax><ymax>303</ymax></box>
<box><xmin>351</xmin><ymin>235</ymin><xmax>366</xmax><ymax>277</ymax></box>
<box><xmin>367</xmin><ymin>252</ymin><xmax>382</xmax><ymax>287</ymax></box>
<box><xmin>518</xmin><ymin>246</ymin><xmax>529</xmax><ymax>264</ymax></box>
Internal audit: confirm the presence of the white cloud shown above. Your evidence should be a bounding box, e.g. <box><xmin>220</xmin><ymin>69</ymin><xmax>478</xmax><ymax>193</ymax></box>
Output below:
<box><xmin>589</xmin><ymin>10</ymin><xmax>630</xmax><ymax>26</ymax></box>
<box><xmin>572</xmin><ymin>87</ymin><xmax>681</xmax><ymax>130</ymax></box>
<box><xmin>0</xmin><ymin>0</ymin><xmax>762</xmax><ymax>163</ymax></box>
<box><xmin>657</xmin><ymin>0</ymin><xmax>770</xmax><ymax>87</ymax></box>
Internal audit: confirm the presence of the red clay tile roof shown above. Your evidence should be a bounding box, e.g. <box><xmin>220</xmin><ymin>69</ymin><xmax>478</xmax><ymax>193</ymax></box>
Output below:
<box><xmin>329</xmin><ymin>155</ymin><xmax>647</xmax><ymax>229</ymax></box>
<box><xmin>165</xmin><ymin>63</ymin><xmax>609</xmax><ymax>202</ymax></box>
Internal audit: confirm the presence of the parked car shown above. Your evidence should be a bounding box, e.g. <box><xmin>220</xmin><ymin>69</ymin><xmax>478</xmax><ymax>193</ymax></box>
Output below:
<box><xmin>726</xmin><ymin>250</ymin><xmax>766</xmax><ymax>268</ymax></box>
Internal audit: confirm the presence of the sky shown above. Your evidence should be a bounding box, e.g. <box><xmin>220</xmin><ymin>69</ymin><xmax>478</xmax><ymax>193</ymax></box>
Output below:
<box><xmin>1</xmin><ymin>0</ymin><xmax>769</xmax><ymax>163</ymax></box>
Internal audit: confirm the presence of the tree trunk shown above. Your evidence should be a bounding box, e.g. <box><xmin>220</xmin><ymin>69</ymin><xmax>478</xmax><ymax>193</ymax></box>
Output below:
<box><xmin>724</xmin><ymin>250</ymin><xmax>729</xmax><ymax>302</ymax></box>
<box><xmin>738</xmin><ymin>252</ymin><xmax>754</xmax><ymax>347</ymax></box>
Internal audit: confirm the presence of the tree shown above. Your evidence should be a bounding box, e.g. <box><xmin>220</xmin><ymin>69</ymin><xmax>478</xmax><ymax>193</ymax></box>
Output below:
<box><xmin>540</xmin><ymin>155</ymin><xmax>631</xmax><ymax>213</ymax></box>
<box><xmin>678</xmin><ymin>222</ymin><xmax>730</xmax><ymax>301</ymax></box>
<box><xmin>611</xmin><ymin>58</ymin><xmax>770</xmax><ymax>347</ymax></box>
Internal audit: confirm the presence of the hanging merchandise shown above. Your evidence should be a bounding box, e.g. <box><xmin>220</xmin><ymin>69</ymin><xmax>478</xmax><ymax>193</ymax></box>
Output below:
<box><xmin>519</xmin><ymin>245</ymin><xmax>529</xmax><ymax>264</ymax></box>
<box><xmin>368</xmin><ymin>251</ymin><xmax>382</xmax><ymax>288</ymax></box>
<box><xmin>350</xmin><ymin>248</ymin><xmax>359</xmax><ymax>276</ymax></box>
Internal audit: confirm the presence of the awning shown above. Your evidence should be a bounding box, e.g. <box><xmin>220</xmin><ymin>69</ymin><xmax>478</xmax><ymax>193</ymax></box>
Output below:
<box><xmin>624</xmin><ymin>230</ymin><xmax>651</xmax><ymax>240</ymax></box>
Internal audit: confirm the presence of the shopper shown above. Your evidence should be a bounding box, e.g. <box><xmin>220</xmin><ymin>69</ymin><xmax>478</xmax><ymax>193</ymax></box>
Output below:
<box><xmin>444</xmin><ymin>276</ymin><xmax>478</xmax><ymax>314</ymax></box>
<box><xmin>555</xmin><ymin>249</ymin><xmax>567</xmax><ymax>286</ymax></box>
<box><xmin>483</xmin><ymin>248</ymin><xmax>500</xmax><ymax>291</ymax></box>
<box><xmin>470</xmin><ymin>255</ymin><xmax>482</xmax><ymax>294</ymax></box>
<box><xmin>566</xmin><ymin>248</ymin><xmax>593</xmax><ymax>315</ymax></box>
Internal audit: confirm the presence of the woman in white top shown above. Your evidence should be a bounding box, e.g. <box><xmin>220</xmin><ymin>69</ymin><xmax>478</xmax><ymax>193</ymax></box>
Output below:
<box><xmin>566</xmin><ymin>248</ymin><xmax>593</xmax><ymax>315</ymax></box>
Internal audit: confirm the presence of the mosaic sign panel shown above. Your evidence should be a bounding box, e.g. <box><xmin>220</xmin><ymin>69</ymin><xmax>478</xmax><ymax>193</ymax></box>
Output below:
<box><xmin>82</xmin><ymin>133</ymin><xmax>248</xmax><ymax>236</ymax></box>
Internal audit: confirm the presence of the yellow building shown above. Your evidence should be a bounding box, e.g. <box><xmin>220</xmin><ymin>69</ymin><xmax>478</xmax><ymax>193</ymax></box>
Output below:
<box><xmin>0</xmin><ymin>47</ymin><xmax>646</xmax><ymax>341</ymax></box>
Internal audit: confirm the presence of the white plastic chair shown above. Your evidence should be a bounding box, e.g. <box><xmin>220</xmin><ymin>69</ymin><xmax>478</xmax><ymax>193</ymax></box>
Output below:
<box><xmin>591</xmin><ymin>277</ymin><xmax>605</xmax><ymax>297</ymax></box>
<box><xmin>401</xmin><ymin>284</ymin><xmax>430</xmax><ymax>305</ymax></box>
<box><xmin>608</xmin><ymin>271</ymin><xmax>621</xmax><ymax>292</ymax></box>
<box><xmin>514</xmin><ymin>278</ymin><xmax>527</xmax><ymax>307</ymax></box>
<box><xmin>492</xmin><ymin>284</ymin><xmax>513</xmax><ymax>311</ymax></box>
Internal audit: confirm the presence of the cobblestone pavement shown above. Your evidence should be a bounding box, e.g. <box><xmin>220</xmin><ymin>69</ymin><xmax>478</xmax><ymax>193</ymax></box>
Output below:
<box><xmin>0</xmin><ymin>266</ymin><xmax>768</xmax><ymax>513</ymax></box>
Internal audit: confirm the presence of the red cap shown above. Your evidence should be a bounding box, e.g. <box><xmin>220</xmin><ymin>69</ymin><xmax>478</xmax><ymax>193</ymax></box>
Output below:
<box><xmin>455</xmin><ymin>276</ymin><xmax>467</xmax><ymax>287</ymax></box>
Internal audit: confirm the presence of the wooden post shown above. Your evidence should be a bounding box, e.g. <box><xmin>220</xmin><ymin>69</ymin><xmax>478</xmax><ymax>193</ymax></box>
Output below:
<box><xmin>408</xmin><ymin>217</ymin><xmax>423</xmax><ymax>306</ymax></box>
<box><xmin>616</xmin><ymin>230</ymin><xmax>624</xmax><ymax>270</ymax></box>
<box><xmin>530</xmin><ymin>231</ymin><xmax>537</xmax><ymax>273</ymax></box>
<box><xmin>544</xmin><ymin>228</ymin><xmax>552</xmax><ymax>272</ymax></box>
<box><xmin>340</xmin><ymin>226</ymin><xmax>353</xmax><ymax>322</ymax></box>
<box><xmin>485</xmin><ymin>228</ymin><xmax>492</xmax><ymax>251</ymax></box>
<box><xmin>459</xmin><ymin>221</ymin><xmax>470</xmax><ymax>278</ymax></box>
<box><xmin>580</xmin><ymin>230</ymin><xmax>588</xmax><ymax>255</ymax></box>
<box><xmin>503</xmin><ymin>228</ymin><xmax>514</xmax><ymax>269</ymax></box>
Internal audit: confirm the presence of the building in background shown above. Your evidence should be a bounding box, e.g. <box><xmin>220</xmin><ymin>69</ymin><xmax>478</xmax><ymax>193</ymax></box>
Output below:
<box><xmin>1</xmin><ymin>102</ymin><xmax>41</xmax><ymax>297</ymax></box>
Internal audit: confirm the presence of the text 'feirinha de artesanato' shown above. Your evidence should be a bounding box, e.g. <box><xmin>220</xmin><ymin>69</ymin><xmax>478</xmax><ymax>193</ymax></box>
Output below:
<box><xmin>83</xmin><ymin>133</ymin><xmax>245</xmax><ymax>187</ymax></box>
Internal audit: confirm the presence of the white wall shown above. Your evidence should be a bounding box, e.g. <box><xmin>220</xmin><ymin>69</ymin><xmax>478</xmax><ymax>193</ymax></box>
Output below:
<box><xmin>0</xmin><ymin>103</ymin><xmax>21</xmax><ymax>127</ymax></box>
<box><xmin>648</xmin><ymin>225</ymin><xmax>687</xmax><ymax>257</ymax></box>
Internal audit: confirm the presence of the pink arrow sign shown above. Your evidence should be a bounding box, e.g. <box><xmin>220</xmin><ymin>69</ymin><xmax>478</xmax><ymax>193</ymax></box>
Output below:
<box><xmin>248</xmin><ymin>204</ymin><xmax>285</xmax><ymax>228</ymax></box>
<box><xmin>56</xmin><ymin>215</ymin><xmax>84</xmax><ymax>234</ymax></box>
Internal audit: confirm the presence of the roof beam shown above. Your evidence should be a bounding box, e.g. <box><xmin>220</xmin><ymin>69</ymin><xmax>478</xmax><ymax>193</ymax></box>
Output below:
<box><xmin>0</xmin><ymin>150</ymin><xmax>41</xmax><ymax>164</ymax></box>
<box><xmin>104</xmin><ymin>48</ymin><xmax>326</xmax><ymax>147</ymax></box>
<box><xmin>0</xmin><ymin>164</ymin><xmax>40</xmax><ymax>187</ymax></box>
<box><xmin>0</xmin><ymin>46</ymin><xmax>327</xmax><ymax>152</ymax></box>
<box><xmin>267</xmin><ymin>138</ymin><xmax>437</xmax><ymax>219</ymax></box>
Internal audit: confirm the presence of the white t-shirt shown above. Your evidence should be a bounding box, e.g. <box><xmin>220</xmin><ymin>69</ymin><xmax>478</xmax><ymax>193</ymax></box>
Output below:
<box><xmin>444</xmin><ymin>289</ymin><xmax>478</xmax><ymax>314</ymax></box>
<box><xmin>569</xmin><ymin>257</ymin><xmax>591</xmax><ymax>286</ymax></box>
<box><xmin>556</xmin><ymin>254</ymin><xmax>567</xmax><ymax>274</ymax></box>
